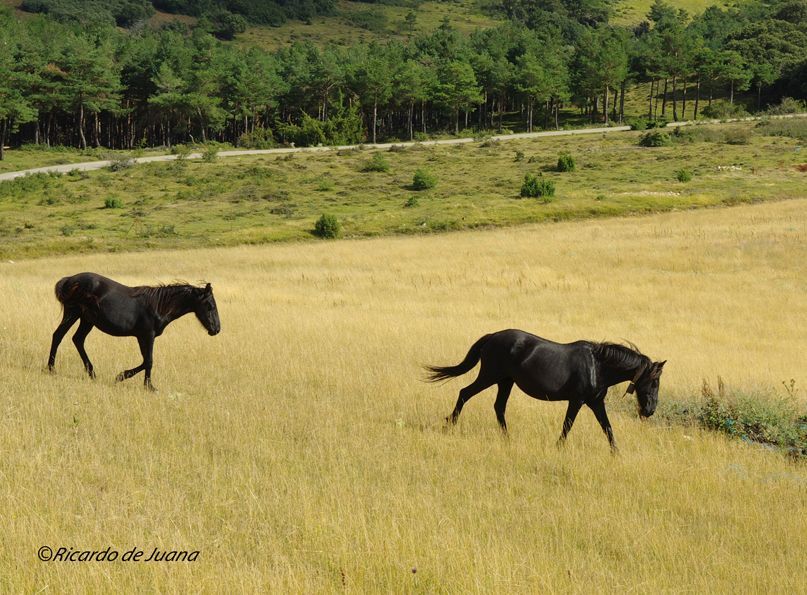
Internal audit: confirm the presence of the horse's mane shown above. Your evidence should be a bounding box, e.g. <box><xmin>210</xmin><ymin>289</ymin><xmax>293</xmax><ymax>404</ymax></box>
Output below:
<box><xmin>132</xmin><ymin>282</ymin><xmax>205</xmax><ymax>318</ymax></box>
<box><xmin>592</xmin><ymin>342</ymin><xmax>650</xmax><ymax>372</ymax></box>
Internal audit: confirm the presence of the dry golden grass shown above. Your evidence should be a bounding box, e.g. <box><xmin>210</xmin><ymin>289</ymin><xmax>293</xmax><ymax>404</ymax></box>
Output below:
<box><xmin>0</xmin><ymin>200</ymin><xmax>805</xmax><ymax>591</ymax></box>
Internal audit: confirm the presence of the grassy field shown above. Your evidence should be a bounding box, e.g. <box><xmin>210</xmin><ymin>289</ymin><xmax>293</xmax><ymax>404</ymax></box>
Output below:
<box><xmin>0</xmin><ymin>199</ymin><xmax>804</xmax><ymax>591</ymax></box>
<box><xmin>1</xmin><ymin>121</ymin><xmax>805</xmax><ymax>259</ymax></box>
<box><xmin>236</xmin><ymin>0</ymin><xmax>503</xmax><ymax>50</ymax></box>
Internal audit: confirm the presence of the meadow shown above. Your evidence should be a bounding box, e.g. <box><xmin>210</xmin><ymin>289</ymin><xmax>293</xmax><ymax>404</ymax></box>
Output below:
<box><xmin>1</xmin><ymin>121</ymin><xmax>805</xmax><ymax>260</ymax></box>
<box><xmin>0</xmin><ymin>199</ymin><xmax>804</xmax><ymax>591</ymax></box>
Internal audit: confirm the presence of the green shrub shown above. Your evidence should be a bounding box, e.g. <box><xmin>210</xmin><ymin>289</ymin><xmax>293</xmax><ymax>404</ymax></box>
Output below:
<box><xmin>557</xmin><ymin>152</ymin><xmax>575</xmax><ymax>172</ymax></box>
<box><xmin>316</xmin><ymin>178</ymin><xmax>334</xmax><ymax>192</ymax></box>
<box><xmin>676</xmin><ymin>169</ymin><xmax>693</xmax><ymax>182</ymax></box>
<box><xmin>313</xmin><ymin>214</ymin><xmax>340</xmax><ymax>239</ymax></box>
<box><xmin>699</xmin><ymin>378</ymin><xmax>806</xmax><ymax>454</ymax></box>
<box><xmin>362</xmin><ymin>153</ymin><xmax>390</xmax><ymax>173</ymax></box>
<box><xmin>701</xmin><ymin>102</ymin><xmax>750</xmax><ymax>120</ymax></box>
<box><xmin>639</xmin><ymin>131</ymin><xmax>673</xmax><ymax>147</ymax></box>
<box><xmin>520</xmin><ymin>173</ymin><xmax>555</xmax><ymax>200</ymax></box>
<box><xmin>628</xmin><ymin>118</ymin><xmax>648</xmax><ymax>131</ymax></box>
<box><xmin>104</xmin><ymin>197</ymin><xmax>123</xmax><ymax>209</ymax></box>
<box><xmin>404</xmin><ymin>196</ymin><xmax>419</xmax><ymax>208</ymax></box>
<box><xmin>172</xmin><ymin>144</ymin><xmax>192</xmax><ymax>160</ymax></box>
<box><xmin>412</xmin><ymin>169</ymin><xmax>437</xmax><ymax>190</ymax></box>
<box><xmin>764</xmin><ymin>97</ymin><xmax>806</xmax><ymax>115</ymax></box>
<box><xmin>755</xmin><ymin>118</ymin><xmax>807</xmax><ymax>141</ymax></box>
<box><xmin>202</xmin><ymin>145</ymin><xmax>219</xmax><ymax>162</ymax></box>
<box><xmin>239</xmin><ymin>127</ymin><xmax>275</xmax><ymax>149</ymax></box>
<box><xmin>724</xmin><ymin>128</ymin><xmax>751</xmax><ymax>145</ymax></box>
<box><xmin>514</xmin><ymin>150</ymin><xmax>525</xmax><ymax>162</ymax></box>
<box><xmin>108</xmin><ymin>156</ymin><xmax>134</xmax><ymax>171</ymax></box>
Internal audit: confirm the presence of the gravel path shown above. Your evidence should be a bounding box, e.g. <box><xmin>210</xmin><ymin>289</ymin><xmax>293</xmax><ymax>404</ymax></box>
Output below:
<box><xmin>0</xmin><ymin>125</ymin><xmax>631</xmax><ymax>182</ymax></box>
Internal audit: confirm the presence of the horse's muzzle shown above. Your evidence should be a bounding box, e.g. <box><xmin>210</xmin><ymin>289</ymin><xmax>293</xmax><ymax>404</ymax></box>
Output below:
<box><xmin>209</xmin><ymin>328</ymin><xmax>220</xmax><ymax>336</ymax></box>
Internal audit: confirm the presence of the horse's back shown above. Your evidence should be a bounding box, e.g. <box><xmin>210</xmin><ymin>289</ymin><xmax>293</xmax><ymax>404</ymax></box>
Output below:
<box><xmin>54</xmin><ymin>272</ymin><xmax>131</xmax><ymax>306</ymax></box>
<box><xmin>483</xmin><ymin>330</ymin><xmax>596</xmax><ymax>399</ymax></box>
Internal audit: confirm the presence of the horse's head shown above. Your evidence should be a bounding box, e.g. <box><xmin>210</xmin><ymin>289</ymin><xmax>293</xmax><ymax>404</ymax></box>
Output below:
<box><xmin>194</xmin><ymin>283</ymin><xmax>221</xmax><ymax>336</ymax></box>
<box><xmin>634</xmin><ymin>360</ymin><xmax>666</xmax><ymax>418</ymax></box>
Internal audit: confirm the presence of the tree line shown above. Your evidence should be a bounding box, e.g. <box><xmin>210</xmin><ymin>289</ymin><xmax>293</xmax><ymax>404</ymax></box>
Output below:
<box><xmin>1</xmin><ymin>0</ymin><xmax>805</xmax><ymax>159</ymax></box>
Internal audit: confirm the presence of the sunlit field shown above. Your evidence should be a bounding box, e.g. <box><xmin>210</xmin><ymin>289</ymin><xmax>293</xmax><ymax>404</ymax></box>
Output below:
<box><xmin>0</xmin><ymin>200</ymin><xmax>805</xmax><ymax>591</ymax></box>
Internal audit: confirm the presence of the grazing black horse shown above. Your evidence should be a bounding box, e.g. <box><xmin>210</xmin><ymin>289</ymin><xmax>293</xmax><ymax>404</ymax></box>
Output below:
<box><xmin>426</xmin><ymin>329</ymin><xmax>665</xmax><ymax>451</ymax></box>
<box><xmin>47</xmin><ymin>272</ymin><xmax>221</xmax><ymax>390</ymax></box>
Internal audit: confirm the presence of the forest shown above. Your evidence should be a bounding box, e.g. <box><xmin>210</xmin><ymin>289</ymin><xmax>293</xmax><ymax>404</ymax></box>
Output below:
<box><xmin>1</xmin><ymin>0</ymin><xmax>806</xmax><ymax>158</ymax></box>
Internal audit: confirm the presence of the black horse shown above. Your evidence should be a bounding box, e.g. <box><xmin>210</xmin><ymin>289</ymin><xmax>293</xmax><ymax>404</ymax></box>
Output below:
<box><xmin>426</xmin><ymin>329</ymin><xmax>665</xmax><ymax>451</ymax></box>
<box><xmin>47</xmin><ymin>272</ymin><xmax>221</xmax><ymax>390</ymax></box>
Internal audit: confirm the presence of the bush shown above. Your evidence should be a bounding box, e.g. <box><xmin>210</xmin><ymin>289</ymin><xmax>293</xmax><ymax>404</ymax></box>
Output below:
<box><xmin>764</xmin><ymin>97</ymin><xmax>806</xmax><ymax>115</ymax></box>
<box><xmin>520</xmin><ymin>173</ymin><xmax>555</xmax><ymax>200</ymax></box>
<box><xmin>755</xmin><ymin>118</ymin><xmax>807</xmax><ymax>141</ymax></box>
<box><xmin>239</xmin><ymin>127</ymin><xmax>275</xmax><ymax>149</ymax></box>
<box><xmin>362</xmin><ymin>153</ymin><xmax>390</xmax><ymax>173</ymax></box>
<box><xmin>108</xmin><ymin>156</ymin><xmax>134</xmax><ymax>171</ymax></box>
<box><xmin>514</xmin><ymin>150</ymin><xmax>525</xmax><ymax>162</ymax></box>
<box><xmin>676</xmin><ymin>169</ymin><xmax>692</xmax><ymax>183</ymax></box>
<box><xmin>172</xmin><ymin>144</ymin><xmax>191</xmax><ymax>160</ymax></box>
<box><xmin>202</xmin><ymin>145</ymin><xmax>219</xmax><ymax>162</ymax></box>
<box><xmin>639</xmin><ymin>131</ymin><xmax>673</xmax><ymax>147</ymax></box>
<box><xmin>313</xmin><ymin>214</ymin><xmax>340</xmax><ymax>239</ymax></box>
<box><xmin>404</xmin><ymin>196</ymin><xmax>419</xmax><ymax>208</ymax></box>
<box><xmin>698</xmin><ymin>378</ymin><xmax>806</xmax><ymax>454</ymax></box>
<box><xmin>412</xmin><ymin>169</ymin><xmax>437</xmax><ymax>190</ymax></box>
<box><xmin>104</xmin><ymin>197</ymin><xmax>123</xmax><ymax>209</ymax></box>
<box><xmin>701</xmin><ymin>102</ymin><xmax>750</xmax><ymax>120</ymax></box>
<box><xmin>557</xmin><ymin>152</ymin><xmax>575</xmax><ymax>172</ymax></box>
<box><xmin>723</xmin><ymin>127</ymin><xmax>751</xmax><ymax>145</ymax></box>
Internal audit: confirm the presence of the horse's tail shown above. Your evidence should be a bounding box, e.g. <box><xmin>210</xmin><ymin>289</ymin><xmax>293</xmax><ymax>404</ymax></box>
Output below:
<box><xmin>54</xmin><ymin>274</ymin><xmax>96</xmax><ymax>310</ymax></box>
<box><xmin>424</xmin><ymin>334</ymin><xmax>492</xmax><ymax>382</ymax></box>
<box><xmin>54</xmin><ymin>276</ymin><xmax>73</xmax><ymax>307</ymax></box>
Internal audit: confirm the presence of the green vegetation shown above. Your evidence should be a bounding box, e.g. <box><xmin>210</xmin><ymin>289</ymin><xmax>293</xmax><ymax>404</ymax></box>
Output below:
<box><xmin>557</xmin><ymin>152</ymin><xmax>576</xmax><ymax>172</ymax></box>
<box><xmin>2</xmin><ymin>121</ymin><xmax>803</xmax><ymax>259</ymax></box>
<box><xmin>362</xmin><ymin>153</ymin><xmax>390</xmax><ymax>173</ymax></box>
<box><xmin>520</xmin><ymin>173</ymin><xmax>555</xmax><ymax>200</ymax></box>
<box><xmin>675</xmin><ymin>168</ymin><xmax>693</xmax><ymax>182</ymax></box>
<box><xmin>411</xmin><ymin>168</ymin><xmax>437</xmax><ymax>190</ymax></box>
<box><xmin>2</xmin><ymin>0</ymin><xmax>806</xmax><ymax>158</ymax></box>
<box><xmin>640</xmin><ymin>130</ymin><xmax>673</xmax><ymax>146</ymax></box>
<box><xmin>313</xmin><ymin>213</ymin><xmax>340</xmax><ymax>238</ymax></box>
<box><xmin>651</xmin><ymin>379</ymin><xmax>807</xmax><ymax>457</ymax></box>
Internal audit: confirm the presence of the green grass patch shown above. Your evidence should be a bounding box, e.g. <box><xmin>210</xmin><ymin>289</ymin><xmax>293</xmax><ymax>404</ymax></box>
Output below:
<box><xmin>0</xmin><ymin>122</ymin><xmax>803</xmax><ymax>259</ymax></box>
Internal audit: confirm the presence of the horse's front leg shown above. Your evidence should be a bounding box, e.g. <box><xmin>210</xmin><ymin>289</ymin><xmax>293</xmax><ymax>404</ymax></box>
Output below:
<box><xmin>588</xmin><ymin>398</ymin><xmax>618</xmax><ymax>453</ymax></box>
<box><xmin>139</xmin><ymin>334</ymin><xmax>156</xmax><ymax>392</ymax></box>
<box><xmin>116</xmin><ymin>334</ymin><xmax>155</xmax><ymax>390</ymax></box>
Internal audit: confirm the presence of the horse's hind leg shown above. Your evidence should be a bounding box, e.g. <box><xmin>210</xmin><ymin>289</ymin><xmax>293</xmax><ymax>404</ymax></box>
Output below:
<box><xmin>557</xmin><ymin>400</ymin><xmax>584</xmax><ymax>447</ymax></box>
<box><xmin>494</xmin><ymin>379</ymin><xmax>514</xmax><ymax>434</ymax></box>
<box><xmin>48</xmin><ymin>307</ymin><xmax>80</xmax><ymax>372</ymax></box>
<box><xmin>71</xmin><ymin>318</ymin><xmax>96</xmax><ymax>379</ymax></box>
<box><xmin>447</xmin><ymin>368</ymin><xmax>497</xmax><ymax>425</ymax></box>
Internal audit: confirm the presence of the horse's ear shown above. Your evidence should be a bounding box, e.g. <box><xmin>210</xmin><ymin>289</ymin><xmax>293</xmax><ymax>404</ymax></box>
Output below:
<box><xmin>657</xmin><ymin>360</ymin><xmax>666</xmax><ymax>369</ymax></box>
<box><xmin>205</xmin><ymin>283</ymin><xmax>212</xmax><ymax>294</ymax></box>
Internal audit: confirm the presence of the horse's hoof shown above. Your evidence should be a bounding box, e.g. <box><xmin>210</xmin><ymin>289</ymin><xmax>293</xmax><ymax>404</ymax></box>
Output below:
<box><xmin>145</xmin><ymin>383</ymin><xmax>157</xmax><ymax>392</ymax></box>
<box><xmin>115</xmin><ymin>373</ymin><xmax>125</xmax><ymax>383</ymax></box>
<box><xmin>47</xmin><ymin>365</ymin><xmax>55</xmax><ymax>374</ymax></box>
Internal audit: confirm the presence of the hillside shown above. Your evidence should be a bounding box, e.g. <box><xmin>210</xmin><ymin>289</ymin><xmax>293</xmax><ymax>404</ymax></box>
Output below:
<box><xmin>2</xmin><ymin>120</ymin><xmax>806</xmax><ymax>259</ymax></box>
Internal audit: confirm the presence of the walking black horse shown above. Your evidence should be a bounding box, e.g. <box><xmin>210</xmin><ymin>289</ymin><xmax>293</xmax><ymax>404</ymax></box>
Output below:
<box><xmin>47</xmin><ymin>272</ymin><xmax>221</xmax><ymax>390</ymax></box>
<box><xmin>426</xmin><ymin>329</ymin><xmax>665</xmax><ymax>451</ymax></box>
